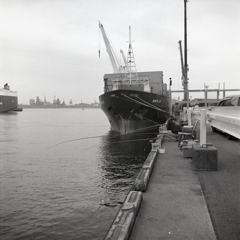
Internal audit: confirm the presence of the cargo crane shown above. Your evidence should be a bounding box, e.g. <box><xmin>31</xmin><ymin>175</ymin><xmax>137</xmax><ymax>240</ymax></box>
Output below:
<box><xmin>120</xmin><ymin>49</ymin><xmax>129</xmax><ymax>72</ymax></box>
<box><xmin>99</xmin><ymin>23</ymin><xmax>139</xmax><ymax>84</ymax></box>
<box><xmin>99</xmin><ymin>22</ymin><xmax>124</xmax><ymax>73</ymax></box>
<box><xmin>178</xmin><ymin>40</ymin><xmax>187</xmax><ymax>87</ymax></box>
<box><xmin>177</xmin><ymin>0</ymin><xmax>189</xmax><ymax>104</ymax></box>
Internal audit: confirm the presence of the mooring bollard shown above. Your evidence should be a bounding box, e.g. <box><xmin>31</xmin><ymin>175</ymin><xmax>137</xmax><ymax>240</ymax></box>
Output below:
<box><xmin>192</xmin><ymin>144</ymin><xmax>218</xmax><ymax>171</ymax></box>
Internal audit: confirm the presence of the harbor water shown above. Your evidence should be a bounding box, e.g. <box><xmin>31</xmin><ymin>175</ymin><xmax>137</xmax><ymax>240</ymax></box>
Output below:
<box><xmin>0</xmin><ymin>108</ymin><xmax>153</xmax><ymax>240</ymax></box>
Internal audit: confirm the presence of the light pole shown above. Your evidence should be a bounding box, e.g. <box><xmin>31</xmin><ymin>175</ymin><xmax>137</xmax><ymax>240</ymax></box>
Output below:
<box><xmin>204</xmin><ymin>83</ymin><xmax>209</xmax><ymax>107</ymax></box>
<box><xmin>169</xmin><ymin>78</ymin><xmax>172</xmax><ymax>114</ymax></box>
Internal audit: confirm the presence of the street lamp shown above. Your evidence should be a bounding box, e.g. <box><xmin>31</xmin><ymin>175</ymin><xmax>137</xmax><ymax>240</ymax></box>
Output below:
<box><xmin>204</xmin><ymin>84</ymin><xmax>209</xmax><ymax>107</ymax></box>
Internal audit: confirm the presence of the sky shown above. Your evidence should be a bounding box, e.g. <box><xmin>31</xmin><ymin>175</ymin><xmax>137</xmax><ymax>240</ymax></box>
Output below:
<box><xmin>0</xmin><ymin>0</ymin><xmax>239</xmax><ymax>105</ymax></box>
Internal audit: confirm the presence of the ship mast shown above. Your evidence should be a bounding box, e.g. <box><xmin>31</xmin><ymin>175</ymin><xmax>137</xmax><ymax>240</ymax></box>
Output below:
<box><xmin>124</xmin><ymin>26</ymin><xmax>138</xmax><ymax>83</ymax></box>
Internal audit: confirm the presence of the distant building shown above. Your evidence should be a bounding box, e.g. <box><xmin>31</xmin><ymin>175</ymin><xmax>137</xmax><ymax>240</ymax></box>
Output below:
<box><xmin>29</xmin><ymin>99</ymin><xmax>35</xmax><ymax>105</ymax></box>
<box><xmin>92</xmin><ymin>100</ymin><xmax>100</xmax><ymax>107</ymax></box>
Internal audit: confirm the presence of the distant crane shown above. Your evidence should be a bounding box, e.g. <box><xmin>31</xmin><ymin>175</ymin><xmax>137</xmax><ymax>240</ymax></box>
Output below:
<box><xmin>178</xmin><ymin>40</ymin><xmax>187</xmax><ymax>87</ymax></box>
<box><xmin>120</xmin><ymin>49</ymin><xmax>129</xmax><ymax>72</ymax></box>
<box><xmin>99</xmin><ymin>22</ymin><xmax>124</xmax><ymax>73</ymax></box>
<box><xmin>179</xmin><ymin>0</ymin><xmax>189</xmax><ymax>103</ymax></box>
<box><xmin>99</xmin><ymin>22</ymin><xmax>139</xmax><ymax>84</ymax></box>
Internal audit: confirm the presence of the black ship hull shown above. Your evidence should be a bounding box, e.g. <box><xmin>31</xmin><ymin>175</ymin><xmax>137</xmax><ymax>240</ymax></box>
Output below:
<box><xmin>99</xmin><ymin>90</ymin><xmax>169</xmax><ymax>134</ymax></box>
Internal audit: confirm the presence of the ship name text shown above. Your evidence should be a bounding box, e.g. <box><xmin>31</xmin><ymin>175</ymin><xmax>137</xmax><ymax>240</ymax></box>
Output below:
<box><xmin>152</xmin><ymin>99</ymin><xmax>161</xmax><ymax>103</ymax></box>
<box><xmin>129</xmin><ymin>94</ymin><xmax>139</xmax><ymax>97</ymax></box>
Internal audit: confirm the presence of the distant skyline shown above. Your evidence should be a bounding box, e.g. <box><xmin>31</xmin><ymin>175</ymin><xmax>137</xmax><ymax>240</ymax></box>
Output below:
<box><xmin>1</xmin><ymin>0</ymin><xmax>239</xmax><ymax>104</ymax></box>
<box><xmin>27</xmin><ymin>95</ymin><xmax>93</xmax><ymax>105</ymax></box>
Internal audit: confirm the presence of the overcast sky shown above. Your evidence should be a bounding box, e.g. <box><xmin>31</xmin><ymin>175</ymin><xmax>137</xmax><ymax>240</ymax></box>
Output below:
<box><xmin>1</xmin><ymin>0</ymin><xmax>239</xmax><ymax>104</ymax></box>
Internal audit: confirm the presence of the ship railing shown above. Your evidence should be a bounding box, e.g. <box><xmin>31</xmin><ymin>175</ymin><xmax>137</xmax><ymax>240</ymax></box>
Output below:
<box><xmin>111</xmin><ymin>76</ymin><xmax>151</xmax><ymax>92</ymax></box>
<box><xmin>112</xmin><ymin>76</ymin><xmax>150</xmax><ymax>85</ymax></box>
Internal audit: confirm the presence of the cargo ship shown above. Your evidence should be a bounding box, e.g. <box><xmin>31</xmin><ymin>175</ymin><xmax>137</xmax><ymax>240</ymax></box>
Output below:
<box><xmin>0</xmin><ymin>83</ymin><xmax>18</xmax><ymax>113</ymax></box>
<box><xmin>98</xmin><ymin>23</ymin><xmax>170</xmax><ymax>134</ymax></box>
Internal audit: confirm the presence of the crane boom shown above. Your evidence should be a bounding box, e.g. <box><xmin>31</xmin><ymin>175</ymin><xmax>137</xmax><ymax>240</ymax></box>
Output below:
<box><xmin>99</xmin><ymin>22</ymin><xmax>122</xmax><ymax>73</ymax></box>
<box><xmin>178</xmin><ymin>40</ymin><xmax>185</xmax><ymax>84</ymax></box>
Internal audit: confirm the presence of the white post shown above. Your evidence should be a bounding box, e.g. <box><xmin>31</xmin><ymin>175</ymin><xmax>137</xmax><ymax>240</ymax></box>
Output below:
<box><xmin>200</xmin><ymin>109</ymin><xmax>207</xmax><ymax>146</ymax></box>
<box><xmin>188</xmin><ymin>108</ymin><xmax>192</xmax><ymax>127</ymax></box>
<box><xmin>183</xmin><ymin>107</ymin><xmax>187</xmax><ymax>121</ymax></box>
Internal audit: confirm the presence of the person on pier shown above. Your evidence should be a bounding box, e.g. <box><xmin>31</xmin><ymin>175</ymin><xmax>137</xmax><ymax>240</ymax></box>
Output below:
<box><xmin>172</xmin><ymin>100</ymin><xmax>182</xmax><ymax>122</ymax></box>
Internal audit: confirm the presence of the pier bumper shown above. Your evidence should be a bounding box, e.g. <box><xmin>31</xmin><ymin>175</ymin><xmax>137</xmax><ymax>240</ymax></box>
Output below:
<box><xmin>104</xmin><ymin>191</ymin><xmax>142</xmax><ymax>240</ymax></box>
<box><xmin>133</xmin><ymin>150</ymin><xmax>158</xmax><ymax>192</ymax></box>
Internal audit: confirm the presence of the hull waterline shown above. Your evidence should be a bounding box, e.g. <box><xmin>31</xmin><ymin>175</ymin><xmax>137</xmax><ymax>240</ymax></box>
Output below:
<box><xmin>99</xmin><ymin>89</ymin><xmax>169</xmax><ymax>134</ymax></box>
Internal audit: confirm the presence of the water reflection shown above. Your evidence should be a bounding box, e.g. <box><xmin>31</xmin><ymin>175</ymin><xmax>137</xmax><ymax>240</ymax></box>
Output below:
<box><xmin>0</xmin><ymin>109</ymin><xmax>158</xmax><ymax>240</ymax></box>
<box><xmin>98</xmin><ymin>130</ymin><xmax>155</xmax><ymax>204</ymax></box>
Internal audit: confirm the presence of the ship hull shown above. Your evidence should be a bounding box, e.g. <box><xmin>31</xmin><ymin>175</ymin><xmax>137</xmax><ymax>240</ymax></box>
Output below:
<box><xmin>99</xmin><ymin>90</ymin><xmax>169</xmax><ymax>134</ymax></box>
<box><xmin>0</xmin><ymin>95</ymin><xmax>18</xmax><ymax>113</ymax></box>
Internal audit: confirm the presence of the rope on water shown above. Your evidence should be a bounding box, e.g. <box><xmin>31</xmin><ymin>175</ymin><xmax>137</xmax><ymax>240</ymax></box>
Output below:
<box><xmin>47</xmin><ymin>135</ymin><xmax>107</xmax><ymax>150</ymax></box>
<box><xmin>47</xmin><ymin>123</ymin><xmax>160</xmax><ymax>150</ymax></box>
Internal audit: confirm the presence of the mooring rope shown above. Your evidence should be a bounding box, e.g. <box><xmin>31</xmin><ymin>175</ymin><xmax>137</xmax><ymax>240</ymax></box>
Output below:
<box><xmin>116</xmin><ymin>95</ymin><xmax>150</xmax><ymax>108</ymax></box>
<box><xmin>121</xmin><ymin>93</ymin><xmax>170</xmax><ymax>116</ymax></box>
<box><xmin>48</xmin><ymin>94</ymin><xmax>170</xmax><ymax>150</ymax></box>
<box><xmin>47</xmin><ymin>122</ymin><xmax>161</xmax><ymax>150</ymax></box>
<box><xmin>119</xmin><ymin>94</ymin><xmax>150</xmax><ymax>108</ymax></box>
<box><xmin>141</xmin><ymin>115</ymin><xmax>161</xmax><ymax>125</ymax></box>
<box><xmin>47</xmin><ymin>135</ymin><xmax>108</xmax><ymax>150</ymax></box>
<box><xmin>121</xmin><ymin>93</ymin><xmax>158</xmax><ymax>111</ymax></box>
<box><xmin>135</xmin><ymin>95</ymin><xmax>170</xmax><ymax>115</ymax></box>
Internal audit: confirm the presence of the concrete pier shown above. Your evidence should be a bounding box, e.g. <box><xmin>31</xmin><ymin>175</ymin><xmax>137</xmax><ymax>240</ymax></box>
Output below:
<box><xmin>130</xmin><ymin>140</ymin><xmax>216</xmax><ymax>240</ymax></box>
<box><xmin>104</xmin><ymin>123</ymin><xmax>240</xmax><ymax>240</ymax></box>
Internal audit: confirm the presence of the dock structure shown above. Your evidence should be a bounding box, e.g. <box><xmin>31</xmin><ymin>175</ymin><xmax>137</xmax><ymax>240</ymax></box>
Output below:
<box><xmin>104</xmin><ymin>115</ymin><xmax>240</xmax><ymax>240</ymax></box>
<box><xmin>130</xmin><ymin>139</ymin><xmax>216</xmax><ymax>240</ymax></box>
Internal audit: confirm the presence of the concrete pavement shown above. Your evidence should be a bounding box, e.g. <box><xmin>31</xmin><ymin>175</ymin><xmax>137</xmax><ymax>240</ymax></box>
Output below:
<box><xmin>130</xmin><ymin>139</ymin><xmax>216</xmax><ymax>240</ymax></box>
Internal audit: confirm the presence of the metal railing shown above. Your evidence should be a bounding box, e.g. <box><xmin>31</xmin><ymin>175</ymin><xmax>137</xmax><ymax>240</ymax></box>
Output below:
<box><xmin>185</xmin><ymin>106</ymin><xmax>240</xmax><ymax>141</ymax></box>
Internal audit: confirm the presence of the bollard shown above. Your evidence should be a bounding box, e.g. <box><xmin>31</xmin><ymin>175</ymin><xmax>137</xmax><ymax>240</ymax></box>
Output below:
<box><xmin>200</xmin><ymin>109</ymin><xmax>207</xmax><ymax>146</ymax></box>
<box><xmin>192</xmin><ymin>144</ymin><xmax>218</xmax><ymax>171</ymax></box>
